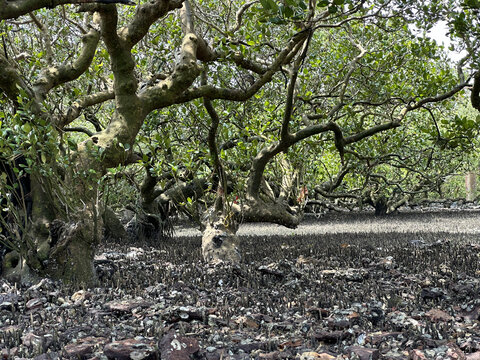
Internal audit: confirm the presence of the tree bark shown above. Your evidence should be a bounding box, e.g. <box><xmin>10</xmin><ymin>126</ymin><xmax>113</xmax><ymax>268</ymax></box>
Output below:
<box><xmin>201</xmin><ymin>212</ymin><xmax>241</xmax><ymax>263</ymax></box>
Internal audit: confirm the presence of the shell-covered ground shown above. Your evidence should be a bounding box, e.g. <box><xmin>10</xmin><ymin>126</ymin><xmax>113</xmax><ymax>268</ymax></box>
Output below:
<box><xmin>1</xmin><ymin>210</ymin><xmax>480</xmax><ymax>359</ymax></box>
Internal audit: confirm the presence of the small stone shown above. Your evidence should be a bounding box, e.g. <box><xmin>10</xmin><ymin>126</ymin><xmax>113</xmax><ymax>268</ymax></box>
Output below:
<box><xmin>104</xmin><ymin>338</ymin><xmax>157</xmax><ymax>360</ymax></box>
<box><xmin>64</xmin><ymin>336</ymin><xmax>107</xmax><ymax>358</ymax></box>
<box><xmin>425</xmin><ymin>308</ymin><xmax>453</xmax><ymax>322</ymax></box>
<box><xmin>1</xmin><ymin>347</ymin><xmax>18</xmax><ymax>358</ymax></box>
<box><xmin>297</xmin><ymin>352</ymin><xmax>335</xmax><ymax>359</ymax></box>
<box><xmin>278</xmin><ymin>339</ymin><xmax>303</xmax><ymax>350</ymax></box>
<box><xmin>306</xmin><ymin>307</ymin><xmax>329</xmax><ymax>319</ymax></box>
<box><xmin>327</xmin><ymin>318</ymin><xmax>350</xmax><ymax>330</ymax></box>
<box><xmin>296</xmin><ymin>255</ymin><xmax>318</xmax><ymax>266</ymax></box>
<box><xmin>26</xmin><ymin>298</ymin><xmax>44</xmax><ymax>311</ymax></box>
<box><xmin>0</xmin><ymin>325</ymin><xmax>21</xmax><ymax>334</ymax></box>
<box><xmin>345</xmin><ymin>346</ymin><xmax>379</xmax><ymax>360</ymax></box>
<box><xmin>163</xmin><ymin>306</ymin><xmax>211</xmax><ymax>323</ymax></box>
<box><xmin>237</xmin><ymin>341</ymin><xmax>267</xmax><ymax>353</ymax></box>
<box><xmin>445</xmin><ymin>343</ymin><xmax>466</xmax><ymax>359</ymax></box>
<box><xmin>126</xmin><ymin>247</ymin><xmax>145</xmax><ymax>260</ymax></box>
<box><xmin>312</xmin><ymin>330</ymin><xmax>348</xmax><ymax>343</ymax></box>
<box><xmin>235</xmin><ymin>315</ymin><xmax>260</xmax><ymax>329</ymax></box>
<box><xmin>259</xmin><ymin>350</ymin><xmax>293</xmax><ymax>359</ymax></box>
<box><xmin>367</xmin><ymin>332</ymin><xmax>402</xmax><ymax>345</ymax></box>
<box><xmin>158</xmin><ymin>331</ymin><xmax>200</xmax><ymax>360</ymax></box>
<box><xmin>105</xmin><ymin>298</ymin><xmax>152</xmax><ymax>312</ymax></box>
<box><xmin>377</xmin><ymin>256</ymin><xmax>394</xmax><ymax>269</ymax></box>
<box><xmin>409</xmin><ymin>349</ymin><xmax>427</xmax><ymax>359</ymax></box>
<box><xmin>0</xmin><ymin>301</ymin><xmax>13</xmax><ymax>310</ymax></box>
<box><xmin>0</xmin><ymin>293</ymin><xmax>18</xmax><ymax>310</ymax></box>
<box><xmin>33</xmin><ymin>352</ymin><xmax>59</xmax><ymax>360</ymax></box>
<box><xmin>71</xmin><ymin>290</ymin><xmax>91</xmax><ymax>303</ymax></box>
<box><xmin>22</xmin><ymin>332</ymin><xmax>44</xmax><ymax>348</ymax></box>
<box><xmin>420</xmin><ymin>287</ymin><xmax>445</xmax><ymax>301</ymax></box>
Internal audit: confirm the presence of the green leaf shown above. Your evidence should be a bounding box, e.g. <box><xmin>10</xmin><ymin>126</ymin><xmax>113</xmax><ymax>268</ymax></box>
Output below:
<box><xmin>267</xmin><ymin>0</ymin><xmax>279</xmax><ymax>11</ymax></box>
<box><xmin>328</xmin><ymin>5</ymin><xmax>338</xmax><ymax>13</ymax></box>
<box><xmin>298</xmin><ymin>1</ymin><xmax>307</xmax><ymax>9</ymax></box>
<box><xmin>22</xmin><ymin>123</ymin><xmax>31</xmax><ymax>133</ymax></box>
<box><xmin>270</xmin><ymin>16</ymin><xmax>285</xmax><ymax>24</ymax></box>
<box><xmin>283</xmin><ymin>5</ymin><xmax>294</xmax><ymax>17</ymax></box>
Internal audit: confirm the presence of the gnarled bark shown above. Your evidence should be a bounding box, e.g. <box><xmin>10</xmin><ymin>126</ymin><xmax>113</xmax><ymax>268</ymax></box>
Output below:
<box><xmin>45</xmin><ymin>212</ymin><xmax>100</xmax><ymax>284</ymax></box>
<box><xmin>201</xmin><ymin>214</ymin><xmax>241</xmax><ymax>263</ymax></box>
<box><xmin>238</xmin><ymin>198</ymin><xmax>302</xmax><ymax>229</ymax></box>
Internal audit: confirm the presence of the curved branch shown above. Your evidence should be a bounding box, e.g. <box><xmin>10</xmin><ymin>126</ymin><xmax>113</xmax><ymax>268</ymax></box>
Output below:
<box><xmin>318</xmin><ymin>165</ymin><xmax>352</xmax><ymax>192</ymax></box>
<box><xmin>140</xmin><ymin>29</ymin><xmax>201</xmax><ymax>111</ymax></box>
<box><xmin>96</xmin><ymin>6</ymin><xmax>139</xmax><ymax>101</ymax></box>
<box><xmin>28</xmin><ymin>12</ymin><xmax>54</xmax><ymax>64</ymax></box>
<box><xmin>157</xmin><ymin>178</ymin><xmax>209</xmax><ymax>204</ymax></box>
<box><xmin>344</xmin><ymin>121</ymin><xmax>401</xmax><ymax>144</ymax></box>
<box><xmin>471</xmin><ymin>71</ymin><xmax>480</xmax><ymax>111</ymax></box>
<box><xmin>121</xmin><ymin>0</ymin><xmax>184</xmax><ymax>49</ymax></box>
<box><xmin>0</xmin><ymin>52</ymin><xmax>34</xmax><ymax>105</ymax></box>
<box><xmin>33</xmin><ymin>28</ymin><xmax>100</xmax><ymax>101</ymax></box>
<box><xmin>1</xmin><ymin>0</ymin><xmax>134</xmax><ymax>20</ymax></box>
<box><xmin>63</xmin><ymin>127</ymin><xmax>94</xmax><ymax>136</ymax></box>
<box><xmin>235</xmin><ymin>199</ymin><xmax>301</xmax><ymax>229</ymax></box>
<box><xmin>203</xmin><ymin>98</ymin><xmax>221</xmax><ymax>179</ymax></box>
<box><xmin>228</xmin><ymin>1</ymin><xmax>258</xmax><ymax>34</ymax></box>
<box><xmin>281</xmin><ymin>29</ymin><xmax>312</xmax><ymax>142</ymax></box>
<box><xmin>406</xmin><ymin>77</ymin><xmax>473</xmax><ymax>113</ymax></box>
<box><xmin>59</xmin><ymin>90</ymin><xmax>115</xmax><ymax>128</ymax></box>
<box><xmin>246</xmin><ymin>33</ymin><xmax>312</xmax><ymax>200</ymax></box>
<box><xmin>160</xmin><ymin>30</ymin><xmax>309</xmax><ymax>107</ymax></box>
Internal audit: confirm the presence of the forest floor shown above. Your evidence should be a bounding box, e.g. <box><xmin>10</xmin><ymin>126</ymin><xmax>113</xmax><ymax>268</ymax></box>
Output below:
<box><xmin>1</xmin><ymin>210</ymin><xmax>480</xmax><ymax>359</ymax></box>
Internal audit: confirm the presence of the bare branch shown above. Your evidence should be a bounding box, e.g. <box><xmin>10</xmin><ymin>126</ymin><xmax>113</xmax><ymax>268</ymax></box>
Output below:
<box><xmin>344</xmin><ymin>121</ymin><xmax>401</xmax><ymax>144</ymax></box>
<box><xmin>120</xmin><ymin>0</ymin><xmax>184</xmax><ymax>48</ymax></box>
<box><xmin>63</xmin><ymin>127</ymin><xmax>94</xmax><ymax>136</ymax></box>
<box><xmin>235</xmin><ymin>199</ymin><xmax>301</xmax><ymax>228</ymax></box>
<box><xmin>1</xmin><ymin>0</ymin><xmax>134</xmax><ymax>20</ymax></box>
<box><xmin>281</xmin><ymin>29</ymin><xmax>312</xmax><ymax>142</ymax></box>
<box><xmin>471</xmin><ymin>71</ymin><xmax>480</xmax><ymax>111</ymax></box>
<box><xmin>406</xmin><ymin>77</ymin><xmax>473</xmax><ymax>113</ymax></box>
<box><xmin>165</xmin><ymin>30</ymin><xmax>309</xmax><ymax>106</ymax></box>
<box><xmin>59</xmin><ymin>90</ymin><xmax>115</xmax><ymax>128</ymax></box>
<box><xmin>228</xmin><ymin>1</ymin><xmax>258</xmax><ymax>34</ymax></box>
<box><xmin>0</xmin><ymin>52</ymin><xmax>35</xmax><ymax>106</ymax></box>
<box><xmin>28</xmin><ymin>12</ymin><xmax>54</xmax><ymax>64</ymax></box>
<box><xmin>33</xmin><ymin>28</ymin><xmax>100</xmax><ymax>101</ymax></box>
<box><xmin>338</xmin><ymin>32</ymin><xmax>366</xmax><ymax>103</ymax></box>
<box><xmin>139</xmin><ymin>4</ymin><xmax>201</xmax><ymax>112</ymax></box>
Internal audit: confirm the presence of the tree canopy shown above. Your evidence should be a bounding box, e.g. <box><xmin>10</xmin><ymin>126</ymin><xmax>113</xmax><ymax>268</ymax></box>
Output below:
<box><xmin>0</xmin><ymin>0</ymin><xmax>479</xmax><ymax>284</ymax></box>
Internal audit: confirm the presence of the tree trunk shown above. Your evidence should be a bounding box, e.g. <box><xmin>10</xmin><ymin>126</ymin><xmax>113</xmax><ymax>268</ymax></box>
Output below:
<box><xmin>44</xmin><ymin>209</ymin><xmax>99</xmax><ymax>284</ymax></box>
<box><xmin>466</xmin><ymin>171</ymin><xmax>477</xmax><ymax>201</ymax></box>
<box><xmin>1</xmin><ymin>172</ymin><xmax>102</xmax><ymax>285</ymax></box>
<box><xmin>201</xmin><ymin>212</ymin><xmax>241</xmax><ymax>263</ymax></box>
